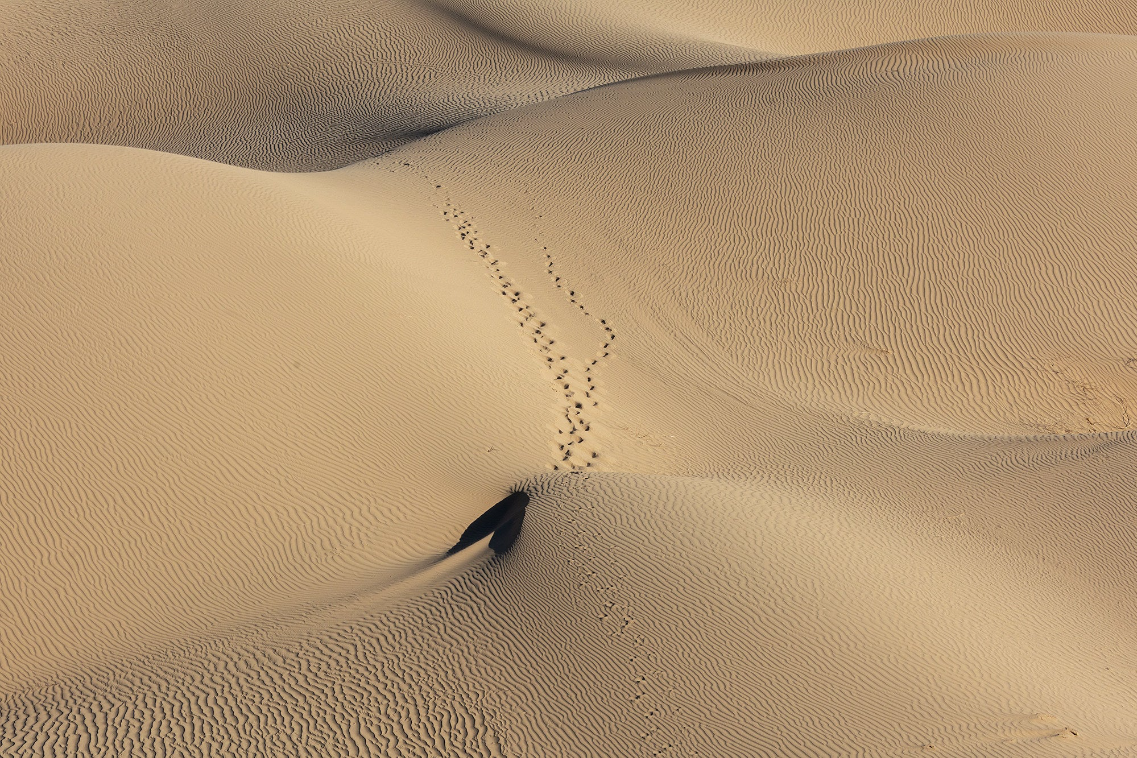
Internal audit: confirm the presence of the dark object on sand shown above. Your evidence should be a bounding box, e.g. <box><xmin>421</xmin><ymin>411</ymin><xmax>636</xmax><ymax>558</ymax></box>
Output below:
<box><xmin>447</xmin><ymin>490</ymin><xmax>529</xmax><ymax>556</ymax></box>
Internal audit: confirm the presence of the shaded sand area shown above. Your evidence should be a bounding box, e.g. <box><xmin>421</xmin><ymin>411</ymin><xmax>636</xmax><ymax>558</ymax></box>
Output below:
<box><xmin>431</xmin><ymin>0</ymin><xmax>1137</xmax><ymax>62</ymax></box>
<box><xmin>6</xmin><ymin>0</ymin><xmax>1137</xmax><ymax>170</ymax></box>
<box><xmin>0</xmin><ymin>0</ymin><xmax>764</xmax><ymax>171</ymax></box>
<box><xmin>3</xmin><ymin>6</ymin><xmax>1137</xmax><ymax>758</ymax></box>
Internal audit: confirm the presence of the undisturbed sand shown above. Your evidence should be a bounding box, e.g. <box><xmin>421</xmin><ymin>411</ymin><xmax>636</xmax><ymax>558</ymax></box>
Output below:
<box><xmin>3</xmin><ymin>3</ymin><xmax>1137</xmax><ymax>757</ymax></box>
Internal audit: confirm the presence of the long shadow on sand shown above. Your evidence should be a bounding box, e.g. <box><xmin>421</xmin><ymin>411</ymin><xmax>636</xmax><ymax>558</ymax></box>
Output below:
<box><xmin>447</xmin><ymin>490</ymin><xmax>528</xmax><ymax>556</ymax></box>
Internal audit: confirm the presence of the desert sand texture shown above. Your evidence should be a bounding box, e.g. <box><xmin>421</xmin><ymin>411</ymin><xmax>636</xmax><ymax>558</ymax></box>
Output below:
<box><xmin>0</xmin><ymin>0</ymin><xmax>765</xmax><ymax>171</ymax></box>
<box><xmin>3</xmin><ymin>4</ymin><xmax>1137</xmax><ymax>758</ymax></box>
<box><xmin>8</xmin><ymin>0</ymin><xmax>1137</xmax><ymax>169</ymax></box>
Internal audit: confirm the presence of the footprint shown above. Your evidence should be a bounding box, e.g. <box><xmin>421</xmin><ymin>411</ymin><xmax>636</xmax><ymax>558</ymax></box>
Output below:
<box><xmin>405</xmin><ymin>165</ymin><xmax>615</xmax><ymax>473</ymax></box>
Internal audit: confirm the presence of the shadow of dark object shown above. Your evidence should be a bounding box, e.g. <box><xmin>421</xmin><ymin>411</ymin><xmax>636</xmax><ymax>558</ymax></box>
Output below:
<box><xmin>447</xmin><ymin>490</ymin><xmax>529</xmax><ymax>556</ymax></box>
<box><xmin>488</xmin><ymin>508</ymin><xmax>525</xmax><ymax>554</ymax></box>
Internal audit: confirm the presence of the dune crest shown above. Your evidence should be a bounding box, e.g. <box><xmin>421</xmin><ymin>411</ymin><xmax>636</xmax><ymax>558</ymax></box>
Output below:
<box><xmin>377</xmin><ymin>33</ymin><xmax>1137</xmax><ymax>436</ymax></box>
<box><xmin>433</xmin><ymin>0</ymin><xmax>1137</xmax><ymax>58</ymax></box>
<box><xmin>0</xmin><ymin>143</ymin><xmax>554</xmax><ymax>689</ymax></box>
<box><xmin>9</xmin><ymin>1</ymin><xmax>1137</xmax><ymax>170</ymax></box>
<box><xmin>0</xmin><ymin>0</ymin><xmax>763</xmax><ymax>170</ymax></box>
<box><xmin>4</xmin><ymin>4</ymin><xmax>1137</xmax><ymax>757</ymax></box>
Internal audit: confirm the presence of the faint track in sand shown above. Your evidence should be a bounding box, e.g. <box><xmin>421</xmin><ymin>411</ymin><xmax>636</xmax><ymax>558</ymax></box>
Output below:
<box><xmin>398</xmin><ymin>161</ymin><xmax>613</xmax><ymax>472</ymax></box>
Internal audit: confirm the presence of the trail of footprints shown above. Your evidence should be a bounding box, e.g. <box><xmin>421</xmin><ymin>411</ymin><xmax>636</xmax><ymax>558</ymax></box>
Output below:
<box><xmin>401</xmin><ymin>162</ymin><xmax>674</xmax><ymax>753</ymax></box>
<box><xmin>557</xmin><ymin>472</ymin><xmax>682</xmax><ymax>757</ymax></box>
<box><xmin>401</xmin><ymin>162</ymin><xmax>614</xmax><ymax>471</ymax></box>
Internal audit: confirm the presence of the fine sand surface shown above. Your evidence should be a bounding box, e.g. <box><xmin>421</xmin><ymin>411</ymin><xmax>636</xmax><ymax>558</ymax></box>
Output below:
<box><xmin>0</xmin><ymin>0</ymin><xmax>764</xmax><ymax>171</ymax></box>
<box><xmin>7</xmin><ymin>1</ymin><xmax>1137</xmax><ymax>169</ymax></box>
<box><xmin>3</xmin><ymin>4</ymin><xmax>1137</xmax><ymax>758</ymax></box>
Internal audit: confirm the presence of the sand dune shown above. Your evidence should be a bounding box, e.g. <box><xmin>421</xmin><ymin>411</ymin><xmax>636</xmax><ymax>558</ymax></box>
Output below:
<box><xmin>0</xmin><ymin>0</ymin><xmax>762</xmax><ymax>171</ymax></box>
<box><xmin>5</xmin><ymin>469</ymin><xmax>1136</xmax><ymax>754</ymax></box>
<box><xmin>382</xmin><ymin>33</ymin><xmax>1137</xmax><ymax>436</ymax></box>
<box><xmin>0</xmin><ymin>142</ymin><xmax>553</xmax><ymax>689</ymax></box>
<box><xmin>7</xmin><ymin>1</ymin><xmax>1137</xmax><ymax>170</ymax></box>
<box><xmin>435</xmin><ymin>0</ymin><xmax>1137</xmax><ymax>59</ymax></box>
<box><xmin>3</xmin><ymin>5</ymin><xmax>1137</xmax><ymax>758</ymax></box>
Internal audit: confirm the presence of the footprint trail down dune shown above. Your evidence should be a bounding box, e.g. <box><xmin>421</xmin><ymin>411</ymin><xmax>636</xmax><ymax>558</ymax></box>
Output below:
<box><xmin>390</xmin><ymin>159</ymin><xmax>614</xmax><ymax>471</ymax></box>
<box><xmin>384</xmin><ymin>34</ymin><xmax>1137</xmax><ymax>438</ymax></box>
<box><xmin>6</xmin><ymin>4</ymin><xmax>1137</xmax><ymax>757</ymax></box>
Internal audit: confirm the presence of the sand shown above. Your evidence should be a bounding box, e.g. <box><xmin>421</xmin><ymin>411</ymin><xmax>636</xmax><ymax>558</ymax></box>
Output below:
<box><xmin>3</xmin><ymin>3</ymin><xmax>1137</xmax><ymax>757</ymax></box>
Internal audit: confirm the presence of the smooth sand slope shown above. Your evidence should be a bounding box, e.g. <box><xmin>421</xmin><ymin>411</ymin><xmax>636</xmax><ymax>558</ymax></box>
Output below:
<box><xmin>0</xmin><ymin>142</ymin><xmax>554</xmax><ymax>689</ymax></box>
<box><xmin>0</xmin><ymin>0</ymin><xmax>762</xmax><ymax>171</ymax></box>
<box><xmin>4</xmin><ymin>18</ymin><xmax>1137</xmax><ymax>758</ymax></box>
<box><xmin>434</xmin><ymin>0</ymin><xmax>1137</xmax><ymax>60</ymax></box>
<box><xmin>388</xmin><ymin>33</ymin><xmax>1137</xmax><ymax>437</ymax></box>
<box><xmin>7</xmin><ymin>0</ymin><xmax>1137</xmax><ymax>170</ymax></box>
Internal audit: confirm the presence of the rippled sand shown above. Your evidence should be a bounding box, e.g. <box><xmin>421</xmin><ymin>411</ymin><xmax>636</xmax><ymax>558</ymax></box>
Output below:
<box><xmin>3</xmin><ymin>3</ymin><xmax>1137</xmax><ymax>756</ymax></box>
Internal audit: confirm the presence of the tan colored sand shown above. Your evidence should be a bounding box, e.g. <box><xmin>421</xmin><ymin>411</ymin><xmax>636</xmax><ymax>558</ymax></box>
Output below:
<box><xmin>7</xmin><ymin>0</ymin><xmax>1137</xmax><ymax>170</ymax></box>
<box><xmin>0</xmin><ymin>143</ymin><xmax>554</xmax><ymax>689</ymax></box>
<box><xmin>392</xmin><ymin>33</ymin><xmax>1137</xmax><ymax>437</ymax></box>
<box><xmin>3</xmin><ymin>5</ymin><xmax>1137</xmax><ymax>758</ymax></box>
<box><xmin>435</xmin><ymin>0</ymin><xmax>1137</xmax><ymax>59</ymax></box>
<box><xmin>0</xmin><ymin>0</ymin><xmax>762</xmax><ymax>171</ymax></box>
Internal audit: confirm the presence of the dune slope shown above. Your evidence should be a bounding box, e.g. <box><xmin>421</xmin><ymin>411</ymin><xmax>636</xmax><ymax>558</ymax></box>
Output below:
<box><xmin>3</xmin><ymin>16</ymin><xmax>1137</xmax><ymax>758</ymax></box>
<box><xmin>0</xmin><ymin>0</ymin><xmax>762</xmax><ymax>170</ymax></box>
<box><xmin>379</xmin><ymin>33</ymin><xmax>1137</xmax><ymax>437</ymax></box>
<box><xmin>5</xmin><ymin>470</ymin><xmax>1136</xmax><ymax>755</ymax></box>
<box><xmin>8</xmin><ymin>0</ymin><xmax>1137</xmax><ymax>171</ymax></box>
<box><xmin>0</xmin><ymin>142</ymin><xmax>554</xmax><ymax>690</ymax></box>
<box><xmin>434</xmin><ymin>0</ymin><xmax>1137</xmax><ymax>59</ymax></box>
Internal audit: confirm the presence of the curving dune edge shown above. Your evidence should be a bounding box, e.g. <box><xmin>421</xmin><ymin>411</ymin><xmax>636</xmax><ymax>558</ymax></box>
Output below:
<box><xmin>3</xmin><ymin>4</ymin><xmax>1137</xmax><ymax>757</ymax></box>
